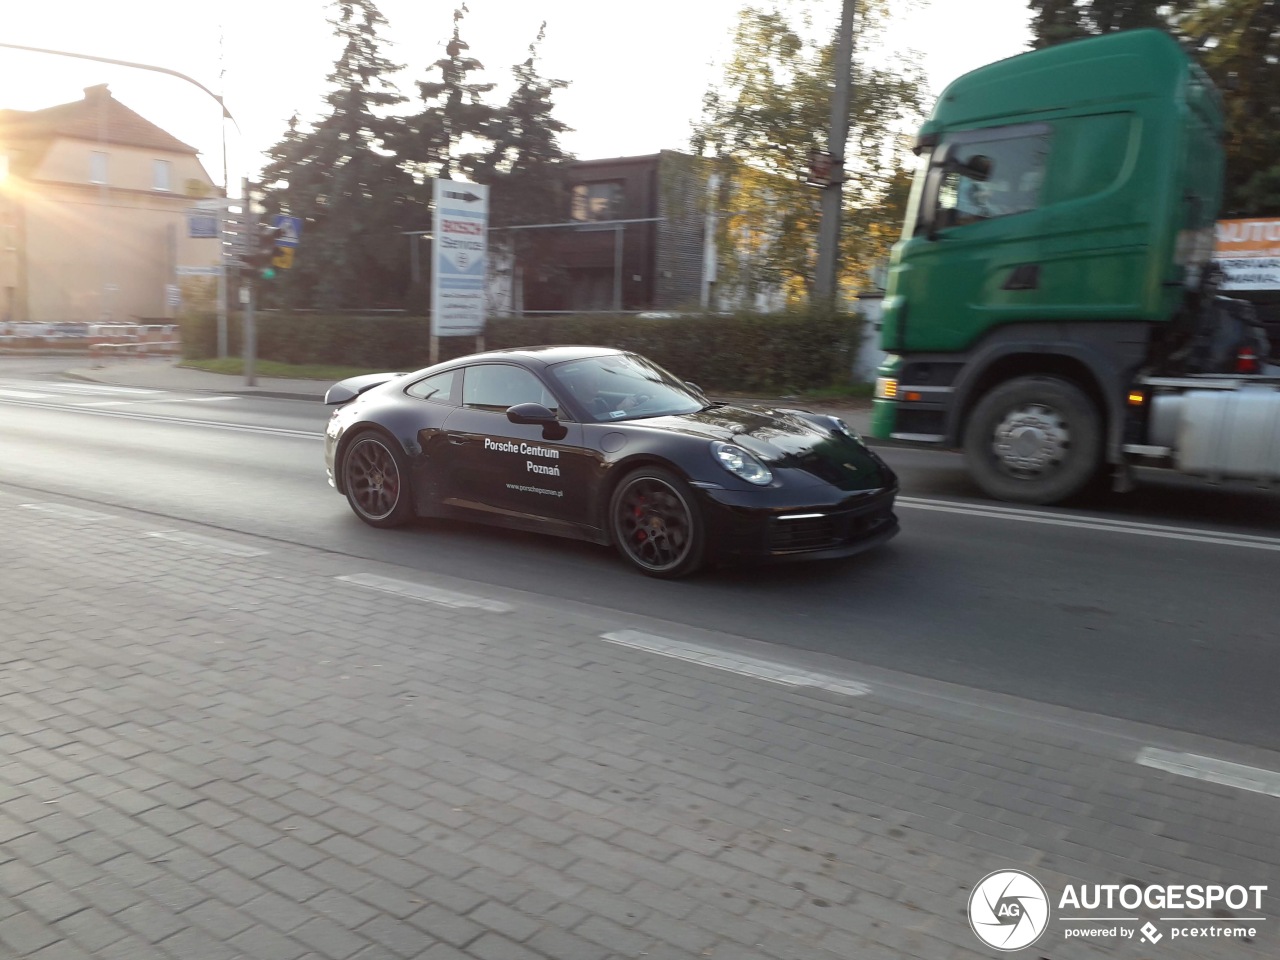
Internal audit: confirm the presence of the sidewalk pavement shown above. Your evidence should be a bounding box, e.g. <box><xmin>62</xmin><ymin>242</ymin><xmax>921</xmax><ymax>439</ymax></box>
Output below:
<box><xmin>11</xmin><ymin>353</ymin><xmax>1280</xmax><ymax>959</ymax></box>
<box><xmin>58</xmin><ymin>356</ymin><xmax>876</xmax><ymax>437</ymax></box>
<box><xmin>2</xmin><ymin>432</ymin><xmax>1279</xmax><ymax>957</ymax></box>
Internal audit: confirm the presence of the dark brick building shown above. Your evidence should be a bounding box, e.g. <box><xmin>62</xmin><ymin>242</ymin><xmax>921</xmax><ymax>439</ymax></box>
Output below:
<box><xmin>514</xmin><ymin>150</ymin><xmax>709</xmax><ymax>314</ymax></box>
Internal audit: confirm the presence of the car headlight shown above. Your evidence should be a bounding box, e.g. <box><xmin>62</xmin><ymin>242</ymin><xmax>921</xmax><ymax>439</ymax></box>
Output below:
<box><xmin>829</xmin><ymin>416</ymin><xmax>860</xmax><ymax>440</ymax></box>
<box><xmin>711</xmin><ymin>441</ymin><xmax>772</xmax><ymax>485</ymax></box>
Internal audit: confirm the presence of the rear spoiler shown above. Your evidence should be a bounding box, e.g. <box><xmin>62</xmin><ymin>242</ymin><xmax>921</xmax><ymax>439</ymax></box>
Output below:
<box><xmin>324</xmin><ymin>373</ymin><xmax>407</xmax><ymax>405</ymax></box>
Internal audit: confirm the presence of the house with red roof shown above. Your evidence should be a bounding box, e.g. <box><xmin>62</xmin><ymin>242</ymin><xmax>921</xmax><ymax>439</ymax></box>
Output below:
<box><xmin>0</xmin><ymin>84</ymin><xmax>221</xmax><ymax>324</ymax></box>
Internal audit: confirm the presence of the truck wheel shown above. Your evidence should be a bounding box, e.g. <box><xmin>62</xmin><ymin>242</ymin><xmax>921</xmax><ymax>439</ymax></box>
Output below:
<box><xmin>963</xmin><ymin>376</ymin><xmax>1102</xmax><ymax>505</ymax></box>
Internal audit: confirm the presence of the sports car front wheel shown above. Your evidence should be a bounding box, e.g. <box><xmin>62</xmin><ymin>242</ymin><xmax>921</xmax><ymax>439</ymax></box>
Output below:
<box><xmin>342</xmin><ymin>431</ymin><xmax>414</xmax><ymax>528</ymax></box>
<box><xmin>609</xmin><ymin>467</ymin><xmax>706</xmax><ymax>578</ymax></box>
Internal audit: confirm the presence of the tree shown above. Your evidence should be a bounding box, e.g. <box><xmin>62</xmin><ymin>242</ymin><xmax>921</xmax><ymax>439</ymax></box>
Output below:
<box><xmin>1027</xmin><ymin>0</ymin><xmax>1172</xmax><ymax>48</ymax></box>
<box><xmin>692</xmin><ymin>2</ymin><xmax>927</xmax><ymax>305</ymax></box>
<box><xmin>259</xmin><ymin>0</ymin><xmax>416</xmax><ymax>310</ymax></box>
<box><xmin>474</xmin><ymin>22</ymin><xmax>573</xmax><ymax>228</ymax></box>
<box><xmin>1027</xmin><ymin>0</ymin><xmax>1280</xmax><ymax>213</ymax></box>
<box><xmin>1179</xmin><ymin>0</ymin><xmax>1280</xmax><ymax>214</ymax></box>
<box><xmin>398</xmin><ymin>4</ymin><xmax>497</xmax><ymax>184</ymax></box>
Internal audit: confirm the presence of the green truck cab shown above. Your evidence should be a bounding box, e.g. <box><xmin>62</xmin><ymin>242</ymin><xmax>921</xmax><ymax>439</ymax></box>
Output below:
<box><xmin>872</xmin><ymin>29</ymin><xmax>1279</xmax><ymax>504</ymax></box>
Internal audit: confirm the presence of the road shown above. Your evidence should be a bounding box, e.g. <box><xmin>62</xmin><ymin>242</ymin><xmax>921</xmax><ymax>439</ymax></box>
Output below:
<box><xmin>2</xmin><ymin>365</ymin><xmax>1277</xmax><ymax>748</ymax></box>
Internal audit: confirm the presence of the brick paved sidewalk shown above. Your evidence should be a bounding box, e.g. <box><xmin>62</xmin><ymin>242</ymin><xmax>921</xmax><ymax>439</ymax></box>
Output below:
<box><xmin>0</xmin><ymin>486</ymin><xmax>1275</xmax><ymax>960</ymax></box>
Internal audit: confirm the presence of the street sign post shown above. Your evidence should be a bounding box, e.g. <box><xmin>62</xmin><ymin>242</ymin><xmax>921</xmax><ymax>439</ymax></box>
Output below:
<box><xmin>271</xmin><ymin>214</ymin><xmax>303</xmax><ymax>247</ymax></box>
<box><xmin>430</xmin><ymin>179</ymin><xmax>488</xmax><ymax>343</ymax></box>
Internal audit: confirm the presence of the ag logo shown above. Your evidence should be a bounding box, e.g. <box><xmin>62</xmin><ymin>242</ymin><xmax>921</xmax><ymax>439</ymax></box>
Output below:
<box><xmin>968</xmin><ymin>869</ymin><xmax>1050</xmax><ymax>951</ymax></box>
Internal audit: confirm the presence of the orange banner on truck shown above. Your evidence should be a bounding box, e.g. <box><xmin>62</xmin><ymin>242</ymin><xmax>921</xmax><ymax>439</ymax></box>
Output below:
<box><xmin>1214</xmin><ymin>219</ymin><xmax>1280</xmax><ymax>290</ymax></box>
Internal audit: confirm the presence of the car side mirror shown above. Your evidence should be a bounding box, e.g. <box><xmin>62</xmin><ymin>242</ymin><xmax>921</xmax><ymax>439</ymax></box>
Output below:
<box><xmin>506</xmin><ymin>402</ymin><xmax>567</xmax><ymax>441</ymax></box>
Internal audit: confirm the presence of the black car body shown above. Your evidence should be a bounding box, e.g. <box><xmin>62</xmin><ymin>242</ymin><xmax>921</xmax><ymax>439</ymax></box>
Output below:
<box><xmin>324</xmin><ymin>346</ymin><xmax>899</xmax><ymax>577</ymax></box>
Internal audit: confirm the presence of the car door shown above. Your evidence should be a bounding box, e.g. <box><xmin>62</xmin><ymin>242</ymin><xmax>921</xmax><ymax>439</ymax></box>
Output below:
<box><xmin>439</xmin><ymin>363</ymin><xmax>591</xmax><ymax>528</ymax></box>
<box><xmin>400</xmin><ymin>367</ymin><xmax>462</xmax><ymax>513</ymax></box>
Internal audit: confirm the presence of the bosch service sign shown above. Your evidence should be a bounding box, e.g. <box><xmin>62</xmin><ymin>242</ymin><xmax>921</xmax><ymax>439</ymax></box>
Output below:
<box><xmin>431</xmin><ymin>179</ymin><xmax>489</xmax><ymax>336</ymax></box>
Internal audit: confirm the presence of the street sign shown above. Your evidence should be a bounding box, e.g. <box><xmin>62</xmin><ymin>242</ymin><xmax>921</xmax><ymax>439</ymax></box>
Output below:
<box><xmin>271</xmin><ymin>247</ymin><xmax>294</xmax><ymax>270</ymax></box>
<box><xmin>176</xmin><ymin>265</ymin><xmax>224</xmax><ymax>276</ymax></box>
<box><xmin>431</xmin><ymin>179</ymin><xmax>489</xmax><ymax>337</ymax></box>
<box><xmin>271</xmin><ymin>214</ymin><xmax>304</xmax><ymax>248</ymax></box>
<box><xmin>187</xmin><ymin>209</ymin><xmax>220</xmax><ymax>239</ymax></box>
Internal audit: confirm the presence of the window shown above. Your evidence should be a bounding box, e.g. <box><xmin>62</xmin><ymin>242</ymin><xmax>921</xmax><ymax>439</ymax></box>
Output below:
<box><xmin>89</xmin><ymin>151</ymin><xmax>108</xmax><ymax>185</ymax></box>
<box><xmin>153</xmin><ymin>159</ymin><xmax>172</xmax><ymax>191</ymax></box>
<box><xmin>462</xmin><ymin>364</ymin><xmax>558</xmax><ymax>414</ymax></box>
<box><xmin>405</xmin><ymin>370</ymin><xmax>457</xmax><ymax>404</ymax></box>
<box><xmin>571</xmin><ymin>181</ymin><xmax>622</xmax><ymax>221</ymax></box>
<box><xmin>935</xmin><ymin>126</ymin><xmax>1051</xmax><ymax>229</ymax></box>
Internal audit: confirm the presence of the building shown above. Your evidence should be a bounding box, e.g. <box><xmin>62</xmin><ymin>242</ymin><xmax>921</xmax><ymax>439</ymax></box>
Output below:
<box><xmin>506</xmin><ymin>150</ymin><xmax>711</xmax><ymax>314</ymax></box>
<box><xmin>0</xmin><ymin>84</ymin><xmax>221</xmax><ymax>324</ymax></box>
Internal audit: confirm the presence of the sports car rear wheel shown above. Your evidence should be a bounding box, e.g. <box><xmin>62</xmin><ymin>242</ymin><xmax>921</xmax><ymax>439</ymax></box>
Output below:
<box><xmin>609</xmin><ymin>467</ymin><xmax>706</xmax><ymax>578</ymax></box>
<box><xmin>342</xmin><ymin>431</ymin><xmax>414</xmax><ymax>528</ymax></box>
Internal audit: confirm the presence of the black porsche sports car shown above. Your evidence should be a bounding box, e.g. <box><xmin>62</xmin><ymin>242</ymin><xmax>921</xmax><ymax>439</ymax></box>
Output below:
<box><xmin>324</xmin><ymin>346</ymin><xmax>898</xmax><ymax>577</ymax></box>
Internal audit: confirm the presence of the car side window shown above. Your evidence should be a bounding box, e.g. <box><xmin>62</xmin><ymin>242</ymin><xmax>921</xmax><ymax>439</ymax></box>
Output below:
<box><xmin>461</xmin><ymin>364</ymin><xmax>559</xmax><ymax>416</ymax></box>
<box><xmin>404</xmin><ymin>370</ymin><xmax>457</xmax><ymax>404</ymax></box>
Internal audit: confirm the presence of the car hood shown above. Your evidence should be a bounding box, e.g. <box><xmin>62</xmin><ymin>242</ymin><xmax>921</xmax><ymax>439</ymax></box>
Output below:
<box><xmin>645</xmin><ymin>403</ymin><xmax>891</xmax><ymax>491</ymax></box>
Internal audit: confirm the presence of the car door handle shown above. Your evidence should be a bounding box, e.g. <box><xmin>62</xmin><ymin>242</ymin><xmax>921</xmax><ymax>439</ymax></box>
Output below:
<box><xmin>448</xmin><ymin>436</ymin><xmax>473</xmax><ymax>446</ymax></box>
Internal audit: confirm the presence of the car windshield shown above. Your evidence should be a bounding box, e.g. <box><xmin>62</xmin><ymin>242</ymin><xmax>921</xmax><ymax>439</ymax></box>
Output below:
<box><xmin>548</xmin><ymin>354</ymin><xmax>706</xmax><ymax>422</ymax></box>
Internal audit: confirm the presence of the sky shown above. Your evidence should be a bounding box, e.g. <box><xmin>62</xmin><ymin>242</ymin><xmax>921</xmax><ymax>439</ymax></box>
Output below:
<box><xmin>0</xmin><ymin>0</ymin><xmax>1032</xmax><ymax>193</ymax></box>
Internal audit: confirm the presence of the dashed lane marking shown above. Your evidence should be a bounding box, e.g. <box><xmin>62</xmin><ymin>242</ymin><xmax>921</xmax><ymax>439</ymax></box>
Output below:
<box><xmin>336</xmin><ymin>573</ymin><xmax>513</xmax><ymax>613</ymax></box>
<box><xmin>898</xmin><ymin>497</ymin><xmax>1280</xmax><ymax>552</ymax></box>
<box><xmin>600</xmin><ymin>629</ymin><xmax>871</xmax><ymax>697</ymax></box>
<box><xmin>145</xmin><ymin>531</ymin><xmax>269</xmax><ymax>557</ymax></box>
<box><xmin>1136</xmin><ymin>747</ymin><xmax>1280</xmax><ymax>798</ymax></box>
<box><xmin>19</xmin><ymin>503</ymin><xmax>118</xmax><ymax>522</ymax></box>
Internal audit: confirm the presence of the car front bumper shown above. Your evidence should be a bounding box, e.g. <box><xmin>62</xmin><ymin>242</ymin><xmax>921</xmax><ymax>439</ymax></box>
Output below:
<box><xmin>694</xmin><ymin>483</ymin><xmax>899</xmax><ymax>564</ymax></box>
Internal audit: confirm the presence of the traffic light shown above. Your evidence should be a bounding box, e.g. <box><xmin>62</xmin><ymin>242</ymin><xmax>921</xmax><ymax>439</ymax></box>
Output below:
<box><xmin>245</xmin><ymin>223</ymin><xmax>285</xmax><ymax>278</ymax></box>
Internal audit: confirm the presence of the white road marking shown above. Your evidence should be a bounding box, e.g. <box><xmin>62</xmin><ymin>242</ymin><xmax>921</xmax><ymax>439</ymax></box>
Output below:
<box><xmin>45</xmin><ymin>383</ymin><xmax>160</xmax><ymax>395</ymax></box>
<box><xmin>0</xmin><ymin>388</ymin><xmax>50</xmax><ymax>399</ymax></box>
<box><xmin>19</xmin><ymin>503</ymin><xmax>118</xmax><ymax>522</ymax></box>
<box><xmin>75</xmin><ymin>401</ymin><xmax>131</xmax><ymax>407</ymax></box>
<box><xmin>898</xmin><ymin>496</ymin><xmax>1280</xmax><ymax>552</ymax></box>
<box><xmin>1136</xmin><ymin>747</ymin><xmax>1280</xmax><ymax>798</ymax></box>
<box><xmin>145</xmin><ymin>531</ymin><xmax>268</xmax><ymax>557</ymax></box>
<box><xmin>0</xmin><ymin>397</ymin><xmax>321</xmax><ymax>438</ymax></box>
<box><xmin>160</xmin><ymin>396</ymin><xmax>241</xmax><ymax>403</ymax></box>
<box><xmin>600</xmin><ymin>629</ymin><xmax>871</xmax><ymax>697</ymax></box>
<box><xmin>336</xmin><ymin>574</ymin><xmax>513</xmax><ymax>612</ymax></box>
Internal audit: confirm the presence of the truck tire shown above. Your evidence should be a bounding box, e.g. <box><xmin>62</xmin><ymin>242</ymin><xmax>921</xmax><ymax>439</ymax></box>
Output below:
<box><xmin>962</xmin><ymin>376</ymin><xmax>1102</xmax><ymax>504</ymax></box>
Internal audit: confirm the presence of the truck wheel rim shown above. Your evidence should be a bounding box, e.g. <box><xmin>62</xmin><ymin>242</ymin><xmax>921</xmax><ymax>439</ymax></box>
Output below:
<box><xmin>991</xmin><ymin>403</ymin><xmax>1069</xmax><ymax>477</ymax></box>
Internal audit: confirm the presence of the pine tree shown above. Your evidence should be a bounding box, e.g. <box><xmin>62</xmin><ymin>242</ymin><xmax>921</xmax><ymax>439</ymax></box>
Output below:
<box><xmin>259</xmin><ymin>0</ymin><xmax>415</xmax><ymax>310</ymax></box>
<box><xmin>475</xmin><ymin>22</ymin><xmax>572</xmax><ymax>228</ymax></box>
<box><xmin>399</xmin><ymin>4</ymin><xmax>498</xmax><ymax>184</ymax></box>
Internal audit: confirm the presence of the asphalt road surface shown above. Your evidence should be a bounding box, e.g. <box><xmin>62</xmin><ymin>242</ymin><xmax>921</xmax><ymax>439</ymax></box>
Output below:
<box><xmin>2</xmin><ymin>367</ymin><xmax>1277</xmax><ymax>750</ymax></box>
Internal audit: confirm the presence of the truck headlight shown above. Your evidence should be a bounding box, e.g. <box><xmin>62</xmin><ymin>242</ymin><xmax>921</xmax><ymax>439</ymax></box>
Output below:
<box><xmin>875</xmin><ymin>377</ymin><xmax>899</xmax><ymax>400</ymax></box>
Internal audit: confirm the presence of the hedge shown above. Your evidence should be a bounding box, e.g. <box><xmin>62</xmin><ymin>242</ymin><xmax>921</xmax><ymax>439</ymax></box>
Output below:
<box><xmin>178</xmin><ymin>309</ymin><xmax>863</xmax><ymax>394</ymax></box>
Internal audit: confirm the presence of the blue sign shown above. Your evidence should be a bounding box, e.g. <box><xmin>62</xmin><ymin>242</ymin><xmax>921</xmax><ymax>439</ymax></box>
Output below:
<box><xmin>187</xmin><ymin>211</ymin><xmax>219</xmax><ymax>239</ymax></box>
<box><xmin>272</xmin><ymin>214</ymin><xmax>304</xmax><ymax>248</ymax></box>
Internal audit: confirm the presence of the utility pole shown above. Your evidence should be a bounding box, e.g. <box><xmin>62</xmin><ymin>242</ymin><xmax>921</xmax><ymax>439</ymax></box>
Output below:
<box><xmin>813</xmin><ymin>0</ymin><xmax>856</xmax><ymax>306</ymax></box>
<box><xmin>242</xmin><ymin>177</ymin><xmax>257</xmax><ymax>387</ymax></box>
